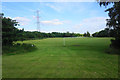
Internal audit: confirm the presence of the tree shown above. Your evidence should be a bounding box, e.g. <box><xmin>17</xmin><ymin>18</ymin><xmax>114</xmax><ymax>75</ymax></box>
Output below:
<box><xmin>92</xmin><ymin>32</ymin><xmax>99</xmax><ymax>37</ymax></box>
<box><xmin>2</xmin><ymin>17</ymin><xmax>23</xmax><ymax>45</ymax></box>
<box><xmin>86</xmin><ymin>31</ymin><xmax>90</xmax><ymax>37</ymax></box>
<box><xmin>65</xmin><ymin>31</ymin><xmax>71</xmax><ymax>37</ymax></box>
<box><xmin>83</xmin><ymin>31</ymin><xmax>90</xmax><ymax>37</ymax></box>
<box><xmin>92</xmin><ymin>28</ymin><xmax>114</xmax><ymax>37</ymax></box>
<box><xmin>0</xmin><ymin>13</ymin><xmax>4</xmax><ymax>17</ymax></box>
<box><xmin>98</xmin><ymin>1</ymin><xmax>120</xmax><ymax>48</ymax></box>
<box><xmin>83</xmin><ymin>33</ymin><xmax>87</xmax><ymax>37</ymax></box>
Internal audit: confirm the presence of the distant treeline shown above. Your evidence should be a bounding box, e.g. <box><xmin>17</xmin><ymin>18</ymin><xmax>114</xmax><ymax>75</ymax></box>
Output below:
<box><xmin>92</xmin><ymin>28</ymin><xmax>115</xmax><ymax>37</ymax></box>
<box><xmin>2</xmin><ymin>16</ymin><xmax>115</xmax><ymax>46</ymax></box>
<box><xmin>2</xmin><ymin>17</ymin><xmax>83</xmax><ymax>45</ymax></box>
<box><xmin>21</xmin><ymin>31</ymin><xmax>83</xmax><ymax>40</ymax></box>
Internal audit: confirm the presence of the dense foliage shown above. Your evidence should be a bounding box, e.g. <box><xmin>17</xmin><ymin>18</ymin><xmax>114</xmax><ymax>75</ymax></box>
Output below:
<box><xmin>2</xmin><ymin>17</ymin><xmax>24</xmax><ymax>45</ymax></box>
<box><xmin>22</xmin><ymin>31</ymin><xmax>83</xmax><ymax>40</ymax></box>
<box><xmin>3</xmin><ymin>43</ymin><xmax>37</xmax><ymax>54</ymax></box>
<box><xmin>83</xmin><ymin>31</ymin><xmax>90</xmax><ymax>37</ymax></box>
<box><xmin>92</xmin><ymin>28</ymin><xmax>115</xmax><ymax>37</ymax></box>
<box><xmin>98</xmin><ymin>1</ymin><xmax>120</xmax><ymax>48</ymax></box>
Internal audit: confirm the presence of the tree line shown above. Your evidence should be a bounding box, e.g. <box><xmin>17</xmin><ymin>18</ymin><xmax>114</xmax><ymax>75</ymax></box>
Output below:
<box><xmin>2</xmin><ymin>16</ymin><xmax>83</xmax><ymax>45</ymax></box>
<box><xmin>23</xmin><ymin>31</ymin><xmax>83</xmax><ymax>39</ymax></box>
<box><xmin>2</xmin><ymin>15</ymin><xmax>116</xmax><ymax>46</ymax></box>
<box><xmin>92</xmin><ymin>28</ymin><xmax>115</xmax><ymax>37</ymax></box>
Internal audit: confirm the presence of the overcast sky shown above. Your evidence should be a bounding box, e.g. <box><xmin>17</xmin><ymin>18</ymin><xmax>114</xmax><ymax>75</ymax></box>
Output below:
<box><xmin>2</xmin><ymin>2</ymin><xmax>112</xmax><ymax>33</ymax></box>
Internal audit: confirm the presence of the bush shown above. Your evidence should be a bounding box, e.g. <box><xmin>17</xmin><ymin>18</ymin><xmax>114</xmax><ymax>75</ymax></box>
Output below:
<box><xmin>2</xmin><ymin>43</ymin><xmax>37</xmax><ymax>55</ymax></box>
<box><xmin>110</xmin><ymin>39</ymin><xmax>120</xmax><ymax>48</ymax></box>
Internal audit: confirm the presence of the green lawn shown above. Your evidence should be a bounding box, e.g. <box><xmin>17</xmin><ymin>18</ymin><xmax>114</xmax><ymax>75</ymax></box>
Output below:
<box><xmin>2</xmin><ymin>37</ymin><xmax>118</xmax><ymax>78</ymax></box>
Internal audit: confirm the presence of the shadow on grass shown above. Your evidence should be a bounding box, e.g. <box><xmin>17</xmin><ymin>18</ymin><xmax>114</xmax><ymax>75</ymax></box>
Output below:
<box><xmin>105</xmin><ymin>47</ymin><xmax>120</xmax><ymax>55</ymax></box>
<box><xmin>2</xmin><ymin>43</ymin><xmax>37</xmax><ymax>55</ymax></box>
<box><xmin>68</xmin><ymin>44</ymin><xmax>120</xmax><ymax>55</ymax></box>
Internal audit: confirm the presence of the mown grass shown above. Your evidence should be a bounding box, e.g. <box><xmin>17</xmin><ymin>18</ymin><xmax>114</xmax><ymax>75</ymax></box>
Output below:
<box><xmin>2</xmin><ymin>37</ymin><xmax>119</xmax><ymax>78</ymax></box>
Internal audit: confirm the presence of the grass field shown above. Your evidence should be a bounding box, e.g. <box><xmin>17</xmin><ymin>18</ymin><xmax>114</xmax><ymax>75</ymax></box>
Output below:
<box><xmin>2</xmin><ymin>37</ymin><xmax>118</xmax><ymax>78</ymax></box>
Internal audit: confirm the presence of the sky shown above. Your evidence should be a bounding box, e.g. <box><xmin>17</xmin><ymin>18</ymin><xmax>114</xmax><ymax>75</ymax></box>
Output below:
<box><xmin>2</xmin><ymin>2</ymin><xmax>112</xmax><ymax>34</ymax></box>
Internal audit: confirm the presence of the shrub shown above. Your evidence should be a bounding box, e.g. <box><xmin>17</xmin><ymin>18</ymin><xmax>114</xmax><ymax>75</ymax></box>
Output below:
<box><xmin>2</xmin><ymin>43</ymin><xmax>37</xmax><ymax>55</ymax></box>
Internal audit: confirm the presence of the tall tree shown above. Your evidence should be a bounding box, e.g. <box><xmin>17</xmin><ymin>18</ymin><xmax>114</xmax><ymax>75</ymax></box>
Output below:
<box><xmin>83</xmin><ymin>33</ymin><xmax>87</xmax><ymax>37</ymax></box>
<box><xmin>86</xmin><ymin>31</ymin><xmax>90</xmax><ymax>37</ymax></box>
<box><xmin>2</xmin><ymin>17</ymin><xmax>23</xmax><ymax>45</ymax></box>
<box><xmin>98</xmin><ymin>1</ymin><xmax>120</xmax><ymax>48</ymax></box>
